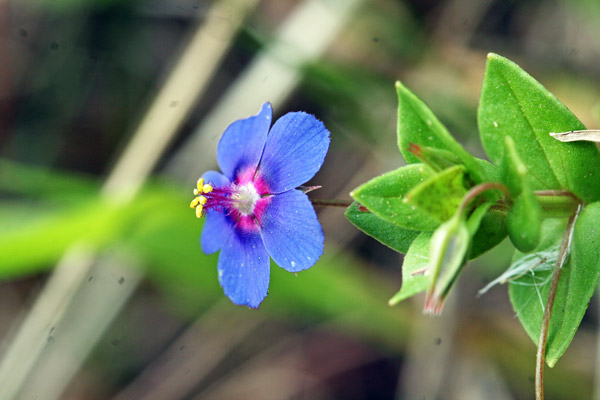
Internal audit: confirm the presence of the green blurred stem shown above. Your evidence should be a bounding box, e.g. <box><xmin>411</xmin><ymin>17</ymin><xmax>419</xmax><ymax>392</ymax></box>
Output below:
<box><xmin>535</xmin><ymin>204</ymin><xmax>582</xmax><ymax>400</ymax></box>
<box><xmin>536</xmin><ymin>190</ymin><xmax>581</xmax><ymax>218</ymax></box>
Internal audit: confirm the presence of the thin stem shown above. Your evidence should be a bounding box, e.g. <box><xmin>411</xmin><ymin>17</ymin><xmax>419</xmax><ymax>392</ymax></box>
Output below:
<box><xmin>310</xmin><ymin>199</ymin><xmax>352</xmax><ymax>207</ymax></box>
<box><xmin>535</xmin><ymin>190</ymin><xmax>578</xmax><ymax>200</ymax></box>
<box><xmin>535</xmin><ymin>204</ymin><xmax>582</xmax><ymax>400</ymax></box>
<box><xmin>458</xmin><ymin>182</ymin><xmax>511</xmax><ymax>214</ymax></box>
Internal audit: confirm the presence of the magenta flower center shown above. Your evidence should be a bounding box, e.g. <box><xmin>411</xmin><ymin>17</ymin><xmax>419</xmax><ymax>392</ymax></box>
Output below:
<box><xmin>191</xmin><ymin>168</ymin><xmax>272</xmax><ymax>231</ymax></box>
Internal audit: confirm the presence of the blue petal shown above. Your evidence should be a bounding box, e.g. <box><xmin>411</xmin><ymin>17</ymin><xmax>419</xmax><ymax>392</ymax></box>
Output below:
<box><xmin>201</xmin><ymin>212</ymin><xmax>233</xmax><ymax>254</ymax></box>
<box><xmin>257</xmin><ymin>112</ymin><xmax>330</xmax><ymax>194</ymax></box>
<box><xmin>200</xmin><ymin>171</ymin><xmax>232</xmax><ymax>254</ymax></box>
<box><xmin>202</xmin><ymin>170</ymin><xmax>230</xmax><ymax>187</ymax></box>
<box><xmin>259</xmin><ymin>189</ymin><xmax>324</xmax><ymax>272</ymax></box>
<box><xmin>217</xmin><ymin>103</ymin><xmax>273</xmax><ymax>181</ymax></box>
<box><xmin>218</xmin><ymin>228</ymin><xmax>270</xmax><ymax>308</ymax></box>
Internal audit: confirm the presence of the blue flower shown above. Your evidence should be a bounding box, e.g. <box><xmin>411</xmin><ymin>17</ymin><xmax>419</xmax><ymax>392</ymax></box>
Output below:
<box><xmin>190</xmin><ymin>102</ymin><xmax>330</xmax><ymax>308</ymax></box>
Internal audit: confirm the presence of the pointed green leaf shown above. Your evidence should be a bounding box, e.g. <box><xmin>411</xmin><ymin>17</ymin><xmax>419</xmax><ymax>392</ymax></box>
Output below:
<box><xmin>404</xmin><ymin>165</ymin><xmax>467</xmax><ymax>223</ymax></box>
<box><xmin>501</xmin><ymin>136</ymin><xmax>541</xmax><ymax>252</ymax></box>
<box><xmin>406</xmin><ymin>144</ymin><xmax>461</xmax><ymax>172</ymax></box>
<box><xmin>350</xmin><ymin>164</ymin><xmax>439</xmax><ymax>231</ymax></box>
<box><xmin>500</xmin><ymin>136</ymin><xmax>528</xmax><ymax>197</ymax></box>
<box><xmin>478</xmin><ymin>53</ymin><xmax>600</xmax><ymax>202</ymax></box>
<box><xmin>389</xmin><ymin>232</ymin><xmax>431</xmax><ymax>305</ymax></box>
<box><xmin>396</xmin><ymin>81</ymin><xmax>486</xmax><ymax>183</ymax></box>
<box><xmin>477</xmin><ymin>158</ymin><xmax>502</xmax><ymax>183</ymax></box>
<box><xmin>509</xmin><ymin>203</ymin><xmax>600</xmax><ymax>366</ymax></box>
<box><xmin>344</xmin><ymin>202</ymin><xmax>420</xmax><ymax>254</ymax></box>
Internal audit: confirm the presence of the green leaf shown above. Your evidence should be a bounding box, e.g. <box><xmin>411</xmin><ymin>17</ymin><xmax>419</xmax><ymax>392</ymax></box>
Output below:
<box><xmin>350</xmin><ymin>164</ymin><xmax>439</xmax><ymax>231</ymax></box>
<box><xmin>469</xmin><ymin>207</ymin><xmax>507</xmax><ymax>259</ymax></box>
<box><xmin>344</xmin><ymin>202</ymin><xmax>420</xmax><ymax>254</ymax></box>
<box><xmin>509</xmin><ymin>203</ymin><xmax>600</xmax><ymax>367</ymax></box>
<box><xmin>513</xmin><ymin>218</ymin><xmax>568</xmax><ymax>262</ymax></box>
<box><xmin>404</xmin><ymin>165</ymin><xmax>468</xmax><ymax>223</ymax></box>
<box><xmin>396</xmin><ymin>81</ymin><xmax>486</xmax><ymax>183</ymax></box>
<box><xmin>389</xmin><ymin>232</ymin><xmax>431</xmax><ymax>305</ymax></box>
<box><xmin>499</xmin><ymin>136</ymin><xmax>528</xmax><ymax>197</ymax></box>
<box><xmin>477</xmin><ymin>158</ymin><xmax>501</xmax><ymax>183</ymax></box>
<box><xmin>501</xmin><ymin>136</ymin><xmax>542</xmax><ymax>252</ymax></box>
<box><xmin>506</xmin><ymin>191</ymin><xmax>541</xmax><ymax>253</ymax></box>
<box><xmin>405</xmin><ymin>144</ymin><xmax>461</xmax><ymax>172</ymax></box>
<box><xmin>465</xmin><ymin>202</ymin><xmax>492</xmax><ymax>236</ymax></box>
<box><xmin>478</xmin><ymin>53</ymin><xmax>600</xmax><ymax>202</ymax></box>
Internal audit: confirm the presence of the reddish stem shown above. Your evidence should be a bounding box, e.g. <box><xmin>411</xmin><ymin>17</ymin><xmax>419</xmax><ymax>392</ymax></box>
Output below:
<box><xmin>535</xmin><ymin>204</ymin><xmax>582</xmax><ymax>400</ymax></box>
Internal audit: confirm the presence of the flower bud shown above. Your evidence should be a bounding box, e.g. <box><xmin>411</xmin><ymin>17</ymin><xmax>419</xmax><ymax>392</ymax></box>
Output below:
<box><xmin>424</xmin><ymin>214</ymin><xmax>470</xmax><ymax>315</ymax></box>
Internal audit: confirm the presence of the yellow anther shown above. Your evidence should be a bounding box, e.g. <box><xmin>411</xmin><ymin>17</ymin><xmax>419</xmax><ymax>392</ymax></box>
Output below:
<box><xmin>190</xmin><ymin>197</ymin><xmax>200</xmax><ymax>208</ymax></box>
<box><xmin>199</xmin><ymin>195</ymin><xmax>207</xmax><ymax>205</ymax></box>
<box><xmin>195</xmin><ymin>205</ymin><xmax>204</xmax><ymax>218</ymax></box>
<box><xmin>202</xmin><ymin>184</ymin><xmax>213</xmax><ymax>193</ymax></box>
<box><xmin>196</xmin><ymin>178</ymin><xmax>205</xmax><ymax>193</ymax></box>
<box><xmin>193</xmin><ymin>188</ymin><xmax>199</xmax><ymax>195</ymax></box>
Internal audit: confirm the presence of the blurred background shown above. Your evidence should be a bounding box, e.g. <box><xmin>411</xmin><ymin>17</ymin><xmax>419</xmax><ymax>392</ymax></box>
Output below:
<box><xmin>1</xmin><ymin>0</ymin><xmax>600</xmax><ymax>399</ymax></box>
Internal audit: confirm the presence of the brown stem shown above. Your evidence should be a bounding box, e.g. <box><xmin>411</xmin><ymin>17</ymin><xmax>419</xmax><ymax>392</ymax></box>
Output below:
<box><xmin>535</xmin><ymin>204</ymin><xmax>582</xmax><ymax>400</ymax></box>
<box><xmin>458</xmin><ymin>182</ymin><xmax>511</xmax><ymax>214</ymax></box>
<box><xmin>310</xmin><ymin>199</ymin><xmax>352</xmax><ymax>207</ymax></box>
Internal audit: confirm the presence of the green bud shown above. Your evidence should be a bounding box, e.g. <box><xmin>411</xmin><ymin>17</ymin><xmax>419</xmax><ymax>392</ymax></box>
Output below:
<box><xmin>499</xmin><ymin>136</ymin><xmax>527</xmax><ymax>197</ymax></box>
<box><xmin>424</xmin><ymin>213</ymin><xmax>470</xmax><ymax>315</ymax></box>
<box><xmin>506</xmin><ymin>191</ymin><xmax>541</xmax><ymax>252</ymax></box>
<box><xmin>501</xmin><ymin>136</ymin><xmax>542</xmax><ymax>252</ymax></box>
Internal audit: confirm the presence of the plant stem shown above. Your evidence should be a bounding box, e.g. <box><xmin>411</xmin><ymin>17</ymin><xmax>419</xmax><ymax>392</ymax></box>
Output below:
<box><xmin>534</xmin><ymin>189</ymin><xmax>578</xmax><ymax>199</ymax></box>
<box><xmin>535</xmin><ymin>204</ymin><xmax>582</xmax><ymax>400</ymax></box>
<box><xmin>536</xmin><ymin>196</ymin><xmax>580</xmax><ymax>218</ymax></box>
<box><xmin>458</xmin><ymin>182</ymin><xmax>511</xmax><ymax>214</ymax></box>
<box><xmin>310</xmin><ymin>199</ymin><xmax>352</xmax><ymax>207</ymax></box>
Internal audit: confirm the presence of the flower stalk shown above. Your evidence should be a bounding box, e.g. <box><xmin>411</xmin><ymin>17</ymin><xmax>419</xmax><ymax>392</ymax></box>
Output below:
<box><xmin>310</xmin><ymin>199</ymin><xmax>352</xmax><ymax>207</ymax></box>
<box><xmin>535</xmin><ymin>203</ymin><xmax>582</xmax><ymax>400</ymax></box>
<box><xmin>535</xmin><ymin>190</ymin><xmax>580</xmax><ymax>218</ymax></box>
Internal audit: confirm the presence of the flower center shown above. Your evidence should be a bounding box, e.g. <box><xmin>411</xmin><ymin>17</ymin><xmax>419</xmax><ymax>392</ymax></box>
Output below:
<box><xmin>231</xmin><ymin>183</ymin><xmax>260</xmax><ymax>216</ymax></box>
<box><xmin>190</xmin><ymin>178</ymin><xmax>262</xmax><ymax>220</ymax></box>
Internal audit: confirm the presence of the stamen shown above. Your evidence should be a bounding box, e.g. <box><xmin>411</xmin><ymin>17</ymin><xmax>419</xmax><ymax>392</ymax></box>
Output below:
<box><xmin>190</xmin><ymin>176</ymin><xmax>261</xmax><ymax>221</ymax></box>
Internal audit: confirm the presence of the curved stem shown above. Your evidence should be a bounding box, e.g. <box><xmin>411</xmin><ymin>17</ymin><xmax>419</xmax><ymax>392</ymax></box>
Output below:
<box><xmin>458</xmin><ymin>182</ymin><xmax>511</xmax><ymax>214</ymax></box>
<box><xmin>310</xmin><ymin>199</ymin><xmax>352</xmax><ymax>207</ymax></box>
<box><xmin>535</xmin><ymin>204</ymin><xmax>582</xmax><ymax>400</ymax></box>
